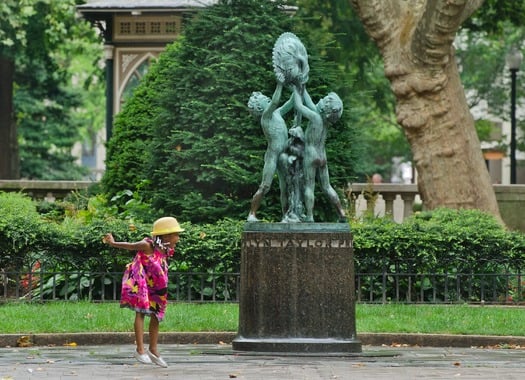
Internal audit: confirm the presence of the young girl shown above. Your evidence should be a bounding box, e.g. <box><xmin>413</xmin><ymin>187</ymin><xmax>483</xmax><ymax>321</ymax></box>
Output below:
<box><xmin>104</xmin><ymin>216</ymin><xmax>184</xmax><ymax>367</ymax></box>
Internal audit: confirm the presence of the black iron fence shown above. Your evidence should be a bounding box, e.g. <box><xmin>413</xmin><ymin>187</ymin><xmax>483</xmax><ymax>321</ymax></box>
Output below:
<box><xmin>2</xmin><ymin>269</ymin><xmax>523</xmax><ymax>304</ymax></box>
<box><xmin>1</xmin><ymin>271</ymin><xmax>241</xmax><ymax>303</ymax></box>
<box><xmin>356</xmin><ymin>271</ymin><xmax>523</xmax><ymax>304</ymax></box>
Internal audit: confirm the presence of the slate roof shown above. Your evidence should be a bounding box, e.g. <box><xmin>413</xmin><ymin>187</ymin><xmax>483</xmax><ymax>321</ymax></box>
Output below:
<box><xmin>77</xmin><ymin>0</ymin><xmax>218</xmax><ymax>12</ymax></box>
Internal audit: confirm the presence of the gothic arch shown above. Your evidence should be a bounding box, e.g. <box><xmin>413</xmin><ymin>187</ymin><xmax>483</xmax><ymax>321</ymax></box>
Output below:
<box><xmin>115</xmin><ymin>50</ymin><xmax>161</xmax><ymax>113</ymax></box>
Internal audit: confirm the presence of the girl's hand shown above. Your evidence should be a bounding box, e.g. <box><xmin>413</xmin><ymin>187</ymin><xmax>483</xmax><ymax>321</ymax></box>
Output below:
<box><xmin>103</xmin><ymin>233</ymin><xmax>114</xmax><ymax>245</ymax></box>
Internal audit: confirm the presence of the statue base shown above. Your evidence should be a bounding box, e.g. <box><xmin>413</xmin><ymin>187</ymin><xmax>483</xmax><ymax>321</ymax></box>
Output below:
<box><xmin>232</xmin><ymin>337</ymin><xmax>361</xmax><ymax>353</ymax></box>
<box><xmin>232</xmin><ymin>222</ymin><xmax>362</xmax><ymax>353</ymax></box>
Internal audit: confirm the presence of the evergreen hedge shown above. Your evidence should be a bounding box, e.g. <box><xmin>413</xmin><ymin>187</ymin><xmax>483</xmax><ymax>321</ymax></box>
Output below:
<box><xmin>1</xmin><ymin>191</ymin><xmax>523</xmax><ymax>278</ymax></box>
<box><xmin>352</xmin><ymin>208</ymin><xmax>525</xmax><ymax>273</ymax></box>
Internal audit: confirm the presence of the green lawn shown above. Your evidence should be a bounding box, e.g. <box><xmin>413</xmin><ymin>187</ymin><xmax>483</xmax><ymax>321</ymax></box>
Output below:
<box><xmin>1</xmin><ymin>302</ymin><xmax>523</xmax><ymax>336</ymax></box>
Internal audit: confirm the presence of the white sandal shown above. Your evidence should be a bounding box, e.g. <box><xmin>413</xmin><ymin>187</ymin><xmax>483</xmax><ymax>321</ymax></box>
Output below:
<box><xmin>133</xmin><ymin>350</ymin><xmax>152</xmax><ymax>364</ymax></box>
<box><xmin>147</xmin><ymin>350</ymin><xmax>168</xmax><ymax>368</ymax></box>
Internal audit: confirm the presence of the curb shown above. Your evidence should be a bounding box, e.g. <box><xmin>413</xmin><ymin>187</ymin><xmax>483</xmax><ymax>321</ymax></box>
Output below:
<box><xmin>0</xmin><ymin>332</ymin><xmax>235</xmax><ymax>348</ymax></box>
<box><xmin>2</xmin><ymin>332</ymin><xmax>525</xmax><ymax>349</ymax></box>
<box><xmin>357</xmin><ymin>332</ymin><xmax>525</xmax><ymax>348</ymax></box>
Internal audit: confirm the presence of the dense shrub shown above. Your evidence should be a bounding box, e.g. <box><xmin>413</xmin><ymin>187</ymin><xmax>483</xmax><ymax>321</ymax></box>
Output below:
<box><xmin>351</xmin><ymin>208</ymin><xmax>525</xmax><ymax>302</ymax></box>
<box><xmin>0</xmin><ymin>192</ymin><xmax>44</xmax><ymax>270</ymax></box>
<box><xmin>0</xmin><ymin>190</ymin><xmax>241</xmax><ymax>270</ymax></box>
<box><xmin>351</xmin><ymin>208</ymin><xmax>525</xmax><ymax>273</ymax></box>
<box><xmin>2</xmin><ymin>192</ymin><xmax>524</xmax><ymax>276</ymax></box>
<box><xmin>2</xmin><ymin>190</ymin><xmax>524</xmax><ymax>302</ymax></box>
<box><xmin>173</xmin><ymin>218</ymin><xmax>244</xmax><ymax>273</ymax></box>
<box><xmin>0</xmin><ymin>190</ymin><xmax>244</xmax><ymax>300</ymax></box>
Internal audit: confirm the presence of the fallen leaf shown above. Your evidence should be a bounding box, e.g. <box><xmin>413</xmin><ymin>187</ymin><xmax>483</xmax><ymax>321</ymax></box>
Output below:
<box><xmin>390</xmin><ymin>342</ymin><xmax>409</xmax><ymax>348</ymax></box>
<box><xmin>17</xmin><ymin>336</ymin><xmax>33</xmax><ymax>347</ymax></box>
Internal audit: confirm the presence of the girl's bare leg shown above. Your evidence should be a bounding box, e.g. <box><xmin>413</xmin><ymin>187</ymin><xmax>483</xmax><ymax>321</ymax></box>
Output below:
<box><xmin>148</xmin><ymin>315</ymin><xmax>160</xmax><ymax>356</ymax></box>
<box><xmin>134</xmin><ymin>313</ymin><xmax>145</xmax><ymax>354</ymax></box>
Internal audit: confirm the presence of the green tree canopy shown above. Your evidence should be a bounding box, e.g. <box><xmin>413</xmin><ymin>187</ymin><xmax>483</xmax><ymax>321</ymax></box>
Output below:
<box><xmin>458</xmin><ymin>3</ymin><xmax>525</xmax><ymax>153</ymax></box>
<box><xmin>0</xmin><ymin>0</ymin><xmax>102</xmax><ymax>179</ymax></box>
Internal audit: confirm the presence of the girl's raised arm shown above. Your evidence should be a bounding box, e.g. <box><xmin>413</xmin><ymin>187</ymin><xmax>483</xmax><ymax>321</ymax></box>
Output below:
<box><xmin>103</xmin><ymin>233</ymin><xmax>151</xmax><ymax>253</ymax></box>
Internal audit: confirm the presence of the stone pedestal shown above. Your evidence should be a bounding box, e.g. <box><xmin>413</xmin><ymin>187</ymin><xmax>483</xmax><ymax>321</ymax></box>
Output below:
<box><xmin>232</xmin><ymin>223</ymin><xmax>361</xmax><ymax>353</ymax></box>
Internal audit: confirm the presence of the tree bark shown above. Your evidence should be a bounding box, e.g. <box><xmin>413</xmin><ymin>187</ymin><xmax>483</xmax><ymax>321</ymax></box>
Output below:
<box><xmin>350</xmin><ymin>0</ymin><xmax>503</xmax><ymax>223</ymax></box>
<box><xmin>0</xmin><ymin>56</ymin><xmax>19</xmax><ymax>179</ymax></box>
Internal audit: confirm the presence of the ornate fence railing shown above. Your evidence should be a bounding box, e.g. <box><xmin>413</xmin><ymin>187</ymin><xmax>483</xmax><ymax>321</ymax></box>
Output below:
<box><xmin>2</xmin><ymin>270</ymin><xmax>523</xmax><ymax>305</ymax></box>
<box><xmin>347</xmin><ymin>183</ymin><xmax>525</xmax><ymax>231</ymax></box>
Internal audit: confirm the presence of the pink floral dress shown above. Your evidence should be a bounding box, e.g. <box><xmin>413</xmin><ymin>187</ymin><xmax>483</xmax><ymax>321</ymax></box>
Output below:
<box><xmin>120</xmin><ymin>238</ymin><xmax>174</xmax><ymax>322</ymax></box>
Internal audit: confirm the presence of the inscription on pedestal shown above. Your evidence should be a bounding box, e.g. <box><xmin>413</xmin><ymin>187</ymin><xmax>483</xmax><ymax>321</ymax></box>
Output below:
<box><xmin>242</xmin><ymin>237</ymin><xmax>353</xmax><ymax>248</ymax></box>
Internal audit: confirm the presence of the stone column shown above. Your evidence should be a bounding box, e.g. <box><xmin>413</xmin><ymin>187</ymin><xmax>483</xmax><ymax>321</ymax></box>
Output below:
<box><xmin>232</xmin><ymin>223</ymin><xmax>361</xmax><ymax>353</ymax></box>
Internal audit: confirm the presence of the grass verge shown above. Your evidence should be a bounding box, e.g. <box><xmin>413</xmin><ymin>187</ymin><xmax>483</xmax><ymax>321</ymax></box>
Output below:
<box><xmin>1</xmin><ymin>302</ymin><xmax>523</xmax><ymax>336</ymax></box>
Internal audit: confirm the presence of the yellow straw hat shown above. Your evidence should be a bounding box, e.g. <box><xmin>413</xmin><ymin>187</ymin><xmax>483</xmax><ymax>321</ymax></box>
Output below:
<box><xmin>151</xmin><ymin>217</ymin><xmax>184</xmax><ymax>236</ymax></box>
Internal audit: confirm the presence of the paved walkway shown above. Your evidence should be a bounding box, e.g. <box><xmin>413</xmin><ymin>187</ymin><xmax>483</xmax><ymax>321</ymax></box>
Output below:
<box><xmin>2</xmin><ymin>343</ymin><xmax>525</xmax><ymax>380</ymax></box>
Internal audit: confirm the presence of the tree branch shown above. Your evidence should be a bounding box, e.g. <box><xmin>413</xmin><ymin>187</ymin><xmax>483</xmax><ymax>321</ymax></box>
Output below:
<box><xmin>349</xmin><ymin>0</ymin><xmax>401</xmax><ymax>51</ymax></box>
<box><xmin>412</xmin><ymin>0</ymin><xmax>482</xmax><ymax>67</ymax></box>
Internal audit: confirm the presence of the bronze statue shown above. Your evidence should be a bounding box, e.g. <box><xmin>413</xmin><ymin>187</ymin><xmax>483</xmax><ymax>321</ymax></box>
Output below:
<box><xmin>247</xmin><ymin>82</ymin><xmax>294</xmax><ymax>222</ymax></box>
<box><xmin>280</xmin><ymin>125</ymin><xmax>306</xmax><ymax>223</ymax></box>
<box><xmin>272</xmin><ymin>32</ymin><xmax>309</xmax><ymax>87</ymax></box>
<box><xmin>248</xmin><ymin>32</ymin><xmax>346</xmax><ymax>223</ymax></box>
<box><xmin>292</xmin><ymin>87</ymin><xmax>347</xmax><ymax>222</ymax></box>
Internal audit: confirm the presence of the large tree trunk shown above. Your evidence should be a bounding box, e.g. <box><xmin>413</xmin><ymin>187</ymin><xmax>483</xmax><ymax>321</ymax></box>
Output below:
<box><xmin>350</xmin><ymin>0</ymin><xmax>503</xmax><ymax>223</ymax></box>
<box><xmin>0</xmin><ymin>56</ymin><xmax>19</xmax><ymax>179</ymax></box>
